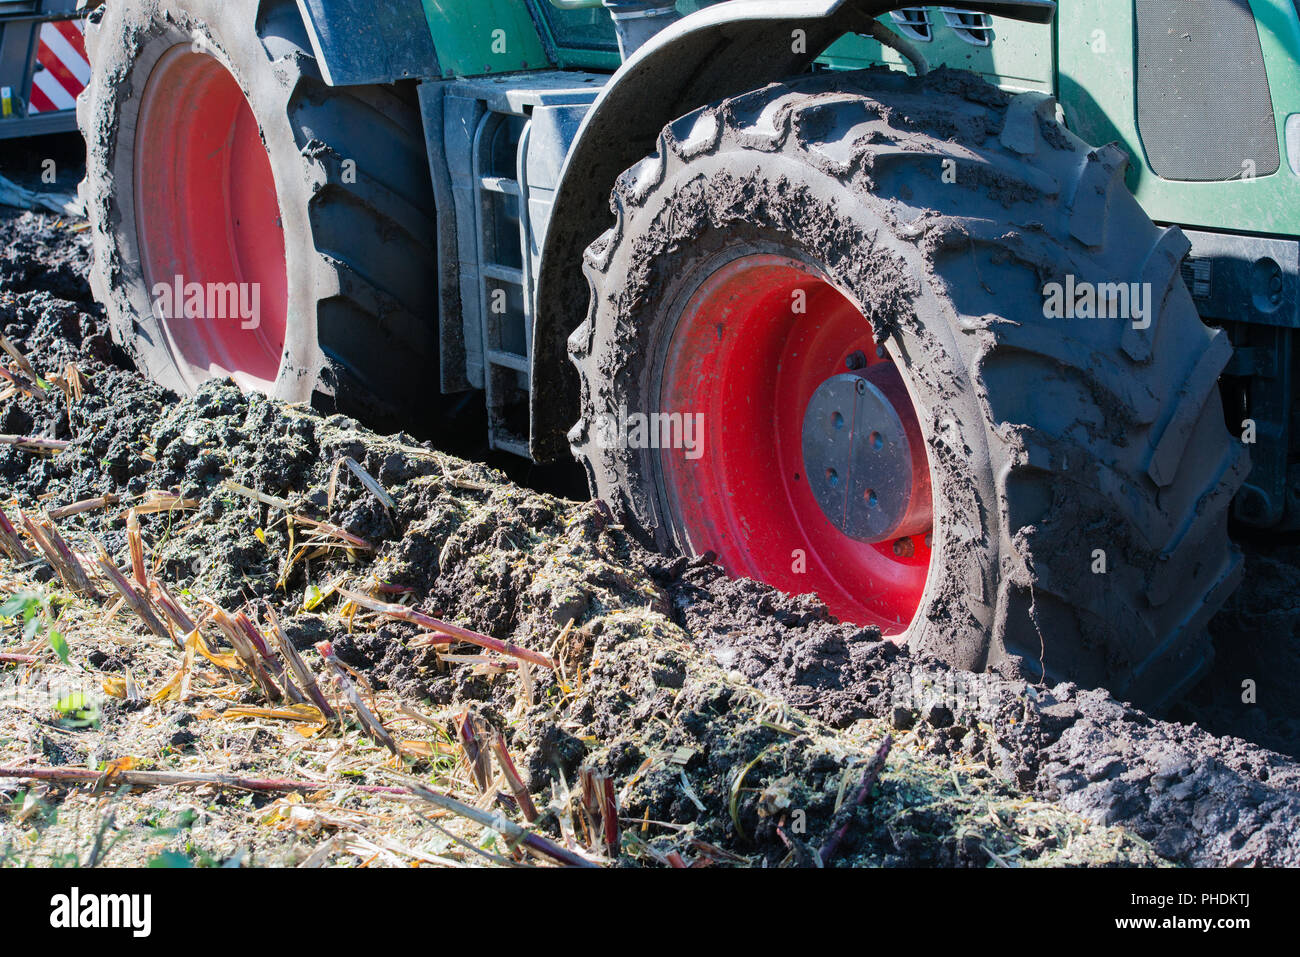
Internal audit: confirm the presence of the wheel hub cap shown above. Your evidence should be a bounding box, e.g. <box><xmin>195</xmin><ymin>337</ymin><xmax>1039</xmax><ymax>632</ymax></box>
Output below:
<box><xmin>801</xmin><ymin>363</ymin><xmax>932</xmax><ymax>543</ymax></box>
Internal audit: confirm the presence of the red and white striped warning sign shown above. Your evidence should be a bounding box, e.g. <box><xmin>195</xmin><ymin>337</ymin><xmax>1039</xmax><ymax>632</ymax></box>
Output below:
<box><xmin>28</xmin><ymin>19</ymin><xmax>89</xmax><ymax>115</ymax></box>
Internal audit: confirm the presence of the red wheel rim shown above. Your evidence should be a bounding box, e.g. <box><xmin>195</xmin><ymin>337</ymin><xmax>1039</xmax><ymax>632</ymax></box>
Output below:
<box><xmin>134</xmin><ymin>46</ymin><xmax>288</xmax><ymax>390</ymax></box>
<box><xmin>658</xmin><ymin>255</ymin><xmax>933</xmax><ymax>633</ymax></box>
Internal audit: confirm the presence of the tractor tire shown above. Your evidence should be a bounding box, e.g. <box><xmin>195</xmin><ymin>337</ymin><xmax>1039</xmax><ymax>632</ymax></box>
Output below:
<box><xmin>568</xmin><ymin>68</ymin><xmax>1249</xmax><ymax>709</ymax></box>
<box><xmin>79</xmin><ymin>0</ymin><xmax>439</xmax><ymax>424</ymax></box>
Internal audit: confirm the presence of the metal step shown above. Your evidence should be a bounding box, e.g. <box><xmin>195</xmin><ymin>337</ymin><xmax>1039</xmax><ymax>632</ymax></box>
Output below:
<box><xmin>486</xmin><ymin>350</ymin><xmax>529</xmax><ymax>374</ymax></box>
<box><xmin>479</xmin><ymin>175</ymin><xmax>521</xmax><ymax>196</ymax></box>
<box><xmin>481</xmin><ymin>263</ymin><xmax>524</xmax><ymax>286</ymax></box>
<box><xmin>491</xmin><ymin>435</ymin><xmax>531</xmax><ymax>458</ymax></box>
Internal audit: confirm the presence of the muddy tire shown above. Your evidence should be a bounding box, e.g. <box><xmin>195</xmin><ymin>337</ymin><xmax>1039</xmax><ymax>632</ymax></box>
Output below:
<box><xmin>79</xmin><ymin>0</ymin><xmax>438</xmax><ymax>422</ymax></box>
<box><xmin>568</xmin><ymin>69</ymin><xmax>1249</xmax><ymax>708</ymax></box>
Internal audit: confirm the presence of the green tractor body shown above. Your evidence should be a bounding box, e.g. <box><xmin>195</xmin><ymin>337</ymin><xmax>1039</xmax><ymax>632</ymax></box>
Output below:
<box><xmin>422</xmin><ymin>0</ymin><xmax>1300</xmax><ymax>233</ymax></box>
<box><xmin>395</xmin><ymin>0</ymin><xmax>1298</xmax><ymax>529</ymax></box>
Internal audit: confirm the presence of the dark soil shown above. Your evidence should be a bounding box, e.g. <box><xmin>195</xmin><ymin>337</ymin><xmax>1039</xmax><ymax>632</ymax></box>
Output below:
<box><xmin>3</xmin><ymin>157</ymin><xmax>1300</xmax><ymax>866</ymax></box>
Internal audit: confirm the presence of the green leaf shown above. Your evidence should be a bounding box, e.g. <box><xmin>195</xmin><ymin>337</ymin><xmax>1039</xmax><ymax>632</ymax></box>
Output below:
<box><xmin>147</xmin><ymin>851</ymin><xmax>192</xmax><ymax>869</ymax></box>
<box><xmin>0</xmin><ymin>593</ymin><xmax>37</xmax><ymax>619</ymax></box>
<box><xmin>55</xmin><ymin>691</ymin><xmax>89</xmax><ymax>714</ymax></box>
<box><xmin>48</xmin><ymin>630</ymin><xmax>69</xmax><ymax>666</ymax></box>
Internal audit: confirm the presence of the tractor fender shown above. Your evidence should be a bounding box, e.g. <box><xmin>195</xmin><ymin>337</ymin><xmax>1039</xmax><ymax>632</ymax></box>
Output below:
<box><xmin>530</xmin><ymin>0</ymin><xmax>1055</xmax><ymax>462</ymax></box>
<box><xmin>292</xmin><ymin>0</ymin><xmax>438</xmax><ymax>86</ymax></box>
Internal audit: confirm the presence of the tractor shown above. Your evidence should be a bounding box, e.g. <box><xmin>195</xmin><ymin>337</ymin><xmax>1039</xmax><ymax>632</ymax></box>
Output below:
<box><xmin>74</xmin><ymin>0</ymin><xmax>1298</xmax><ymax>708</ymax></box>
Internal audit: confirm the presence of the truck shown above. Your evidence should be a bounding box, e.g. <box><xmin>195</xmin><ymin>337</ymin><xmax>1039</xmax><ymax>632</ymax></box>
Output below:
<box><xmin>0</xmin><ymin>0</ymin><xmax>87</xmax><ymax>139</ymax></box>
<box><xmin>72</xmin><ymin>0</ymin><xmax>1299</xmax><ymax>708</ymax></box>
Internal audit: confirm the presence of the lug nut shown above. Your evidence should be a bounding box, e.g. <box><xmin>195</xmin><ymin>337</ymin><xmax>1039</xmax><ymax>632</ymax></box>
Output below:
<box><xmin>893</xmin><ymin>537</ymin><xmax>915</xmax><ymax>558</ymax></box>
<box><xmin>845</xmin><ymin>350</ymin><xmax>867</xmax><ymax>370</ymax></box>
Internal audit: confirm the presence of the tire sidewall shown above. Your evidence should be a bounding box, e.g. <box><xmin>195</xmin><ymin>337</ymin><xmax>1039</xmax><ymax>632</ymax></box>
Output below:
<box><xmin>84</xmin><ymin>0</ymin><xmax>323</xmax><ymax>402</ymax></box>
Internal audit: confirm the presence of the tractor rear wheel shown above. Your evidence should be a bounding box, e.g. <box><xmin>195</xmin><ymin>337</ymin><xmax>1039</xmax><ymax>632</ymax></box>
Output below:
<box><xmin>568</xmin><ymin>70</ymin><xmax>1248</xmax><ymax>708</ymax></box>
<box><xmin>80</xmin><ymin>0</ymin><xmax>440</xmax><ymax>423</ymax></box>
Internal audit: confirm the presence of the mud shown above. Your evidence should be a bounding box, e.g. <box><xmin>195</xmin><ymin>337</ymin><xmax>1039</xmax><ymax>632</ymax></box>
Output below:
<box><xmin>681</xmin><ymin>562</ymin><xmax>1300</xmax><ymax>866</ymax></box>
<box><xmin>2</xmin><ymin>182</ymin><xmax>1300</xmax><ymax>865</ymax></box>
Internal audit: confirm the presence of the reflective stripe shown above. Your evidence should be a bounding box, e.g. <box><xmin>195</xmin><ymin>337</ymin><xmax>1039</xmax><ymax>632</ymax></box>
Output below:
<box><xmin>30</xmin><ymin>65</ymin><xmax>77</xmax><ymax>112</ymax></box>
<box><xmin>28</xmin><ymin>20</ymin><xmax>88</xmax><ymax>114</ymax></box>
<box><xmin>43</xmin><ymin>21</ymin><xmax>91</xmax><ymax>86</ymax></box>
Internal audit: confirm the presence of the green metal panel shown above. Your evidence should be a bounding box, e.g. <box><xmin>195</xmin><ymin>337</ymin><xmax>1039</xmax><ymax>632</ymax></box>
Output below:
<box><xmin>421</xmin><ymin>0</ymin><xmax>553</xmax><ymax>77</ymax></box>
<box><xmin>819</xmin><ymin>11</ymin><xmax>1054</xmax><ymax>93</ymax></box>
<box><xmin>527</xmin><ymin>0</ymin><xmax>725</xmax><ymax>71</ymax></box>
<box><xmin>426</xmin><ymin>0</ymin><xmax>1299</xmax><ymax>235</ymax></box>
<box><xmin>1057</xmin><ymin>0</ymin><xmax>1300</xmax><ymax>235</ymax></box>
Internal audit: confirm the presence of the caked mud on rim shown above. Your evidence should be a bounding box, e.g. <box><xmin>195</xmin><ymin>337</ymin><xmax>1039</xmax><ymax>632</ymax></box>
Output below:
<box><xmin>654</xmin><ymin>252</ymin><xmax>935</xmax><ymax>635</ymax></box>
<box><xmin>132</xmin><ymin>43</ymin><xmax>288</xmax><ymax>392</ymax></box>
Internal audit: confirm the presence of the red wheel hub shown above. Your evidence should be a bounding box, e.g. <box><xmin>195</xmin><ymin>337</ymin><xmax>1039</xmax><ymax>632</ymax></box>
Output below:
<box><xmin>134</xmin><ymin>46</ymin><xmax>288</xmax><ymax>390</ymax></box>
<box><xmin>658</xmin><ymin>256</ymin><xmax>933</xmax><ymax>633</ymax></box>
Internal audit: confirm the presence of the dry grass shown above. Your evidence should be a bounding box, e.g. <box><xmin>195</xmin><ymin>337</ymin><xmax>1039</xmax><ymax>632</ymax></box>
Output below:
<box><xmin>0</xmin><ymin>521</ymin><xmax>602</xmax><ymax>868</ymax></box>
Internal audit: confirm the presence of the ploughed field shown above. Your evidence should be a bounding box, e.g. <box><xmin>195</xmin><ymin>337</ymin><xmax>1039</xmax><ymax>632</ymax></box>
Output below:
<box><xmin>2</xmin><ymin>189</ymin><xmax>1300</xmax><ymax>867</ymax></box>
